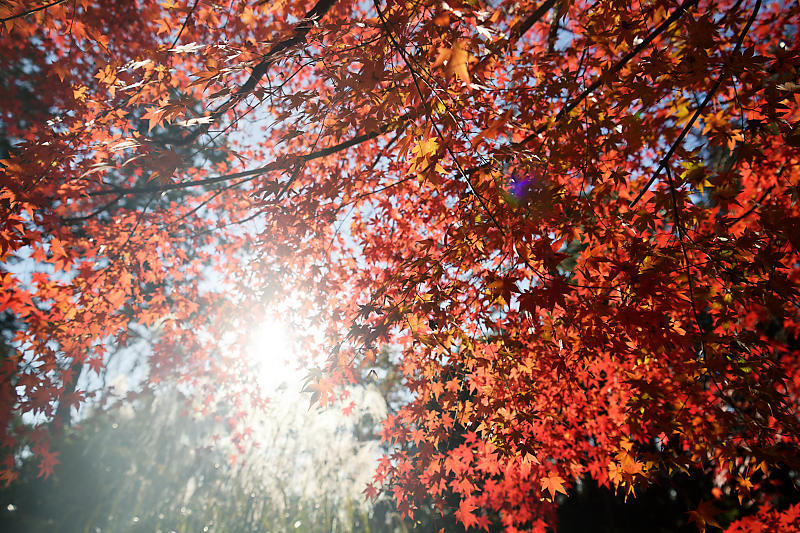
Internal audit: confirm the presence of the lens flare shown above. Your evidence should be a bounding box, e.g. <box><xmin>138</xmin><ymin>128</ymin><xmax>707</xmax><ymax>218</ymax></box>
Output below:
<box><xmin>245</xmin><ymin>318</ymin><xmax>301</xmax><ymax>390</ymax></box>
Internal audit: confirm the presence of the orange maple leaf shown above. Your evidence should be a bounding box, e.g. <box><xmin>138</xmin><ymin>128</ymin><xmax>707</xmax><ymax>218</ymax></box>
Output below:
<box><xmin>541</xmin><ymin>472</ymin><xmax>568</xmax><ymax>499</ymax></box>
<box><xmin>141</xmin><ymin>106</ymin><xmax>165</xmax><ymax>132</ymax></box>
<box><xmin>306</xmin><ymin>379</ymin><xmax>335</xmax><ymax>408</ymax></box>
<box><xmin>447</xmin><ymin>40</ymin><xmax>471</xmax><ymax>84</ymax></box>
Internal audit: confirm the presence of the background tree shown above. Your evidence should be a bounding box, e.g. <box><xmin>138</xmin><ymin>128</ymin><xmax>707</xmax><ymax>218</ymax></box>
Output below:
<box><xmin>0</xmin><ymin>381</ymin><xmax>399</xmax><ymax>533</ymax></box>
<box><xmin>1</xmin><ymin>0</ymin><xmax>799</xmax><ymax>531</ymax></box>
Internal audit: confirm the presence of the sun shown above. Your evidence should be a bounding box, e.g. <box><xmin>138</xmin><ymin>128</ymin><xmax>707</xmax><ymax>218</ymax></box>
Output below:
<box><xmin>245</xmin><ymin>317</ymin><xmax>302</xmax><ymax>390</ymax></box>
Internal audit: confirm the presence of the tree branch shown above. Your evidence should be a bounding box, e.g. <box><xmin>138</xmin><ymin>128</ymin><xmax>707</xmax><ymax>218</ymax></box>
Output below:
<box><xmin>460</xmin><ymin>0</ymin><xmax>700</xmax><ymax>179</ymax></box>
<box><xmin>373</xmin><ymin>0</ymin><xmax>507</xmax><ymax>235</ymax></box>
<box><xmin>516</xmin><ymin>0</ymin><xmax>700</xmax><ymax>150</ymax></box>
<box><xmin>629</xmin><ymin>0</ymin><xmax>762</xmax><ymax>208</ymax></box>
<box><xmin>508</xmin><ymin>0</ymin><xmax>559</xmax><ymax>44</ymax></box>
<box><xmin>169</xmin><ymin>0</ymin><xmax>339</xmax><ymax>146</ymax></box>
<box><xmin>0</xmin><ymin>0</ymin><xmax>67</xmax><ymax>23</ymax></box>
<box><xmin>91</xmin><ymin>114</ymin><xmax>407</xmax><ymax>196</ymax></box>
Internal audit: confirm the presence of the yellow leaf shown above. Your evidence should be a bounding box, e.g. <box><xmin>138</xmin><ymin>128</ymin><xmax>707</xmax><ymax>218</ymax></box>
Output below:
<box><xmin>73</xmin><ymin>85</ymin><xmax>88</xmax><ymax>101</ymax></box>
<box><xmin>418</xmin><ymin>137</ymin><xmax>438</xmax><ymax>157</ymax></box>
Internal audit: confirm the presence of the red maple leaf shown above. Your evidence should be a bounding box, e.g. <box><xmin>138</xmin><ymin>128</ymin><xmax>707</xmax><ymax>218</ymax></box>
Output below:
<box><xmin>687</xmin><ymin>500</ymin><xmax>722</xmax><ymax>533</ymax></box>
<box><xmin>455</xmin><ymin>498</ymin><xmax>479</xmax><ymax>529</ymax></box>
<box><xmin>37</xmin><ymin>449</ymin><xmax>59</xmax><ymax>479</ymax></box>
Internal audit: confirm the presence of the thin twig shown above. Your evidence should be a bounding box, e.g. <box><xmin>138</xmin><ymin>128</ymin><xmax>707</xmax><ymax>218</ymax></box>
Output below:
<box><xmin>728</xmin><ymin>184</ymin><xmax>775</xmax><ymax>225</ymax></box>
<box><xmin>171</xmin><ymin>0</ymin><xmax>340</xmax><ymax>146</ymax></box>
<box><xmin>664</xmin><ymin>165</ymin><xmax>704</xmax><ymax>338</ymax></box>
<box><xmin>91</xmin><ymin>115</ymin><xmax>407</xmax><ymax>196</ymax></box>
<box><xmin>517</xmin><ymin>0</ymin><xmax>701</xmax><ymax>150</ymax></box>
<box><xmin>629</xmin><ymin>0</ymin><xmax>762</xmax><ymax>208</ymax></box>
<box><xmin>373</xmin><ymin>0</ymin><xmax>506</xmax><ymax>235</ymax></box>
<box><xmin>0</xmin><ymin>0</ymin><xmax>67</xmax><ymax>23</ymax></box>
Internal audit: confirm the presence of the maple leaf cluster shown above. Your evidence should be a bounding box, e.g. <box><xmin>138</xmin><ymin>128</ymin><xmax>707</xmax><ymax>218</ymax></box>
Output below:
<box><xmin>1</xmin><ymin>0</ymin><xmax>799</xmax><ymax>530</ymax></box>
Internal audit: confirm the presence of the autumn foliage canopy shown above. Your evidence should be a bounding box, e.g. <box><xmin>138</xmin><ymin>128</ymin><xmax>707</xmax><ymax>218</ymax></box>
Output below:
<box><xmin>1</xmin><ymin>0</ymin><xmax>800</xmax><ymax>530</ymax></box>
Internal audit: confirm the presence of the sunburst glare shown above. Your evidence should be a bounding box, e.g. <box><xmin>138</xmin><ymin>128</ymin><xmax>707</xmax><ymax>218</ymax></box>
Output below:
<box><xmin>244</xmin><ymin>316</ymin><xmax>302</xmax><ymax>391</ymax></box>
